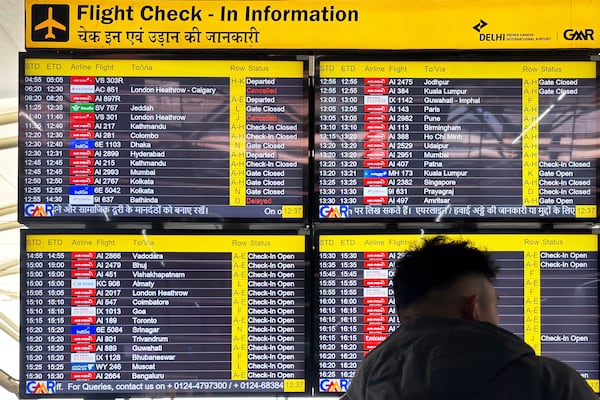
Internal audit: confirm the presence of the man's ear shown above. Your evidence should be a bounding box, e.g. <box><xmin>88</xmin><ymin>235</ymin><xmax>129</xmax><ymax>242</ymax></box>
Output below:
<box><xmin>461</xmin><ymin>294</ymin><xmax>480</xmax><ymax>321</ymax></box>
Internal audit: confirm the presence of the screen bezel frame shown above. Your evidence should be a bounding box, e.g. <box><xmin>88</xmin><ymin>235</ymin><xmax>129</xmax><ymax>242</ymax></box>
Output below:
<box><xmin>19</xmin><ymin>228</ymin><xmax>312</xmax><ymax>398</ymax></box>
<box><xmin>312</xmin><ymin>51</ymin><xmax>600</xmax><ymax>224</ymax></box>
<box><xmin>18</xmin><ymin>52</ymin><xmax>311</xmax><ymax>225</ymax></box>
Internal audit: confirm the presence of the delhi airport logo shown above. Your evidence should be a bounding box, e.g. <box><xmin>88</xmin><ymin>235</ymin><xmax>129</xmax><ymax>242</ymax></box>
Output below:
<box><xmin>472</xmin><ymin>19</ymin><xmax>488</xmax><ymax>33</ymax></box>
<box><xmin>31</xmin><ymin>4</ymin><xmax>69</xmax><ymax>41</ymax></box>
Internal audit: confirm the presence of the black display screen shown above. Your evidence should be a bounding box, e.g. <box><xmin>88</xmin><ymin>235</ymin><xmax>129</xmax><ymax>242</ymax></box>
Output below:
<box><xmin>19</xmin><ymin>55</ymin><xmax>308</xmax><ymax>222</ymax></box>
<box><xmin>316</xmin><ymin>233</ymin><xmax>599</xmax><ymax>393</ymax></box>
<box><xmin>315</xmin><ymin>60</ymin><xmax>599</xmax><ymax>221</ymax></box>
<box><xmin>21</xmin><ymin>232</ymin><xmax>307</xmax><ymax>397</ymax></box>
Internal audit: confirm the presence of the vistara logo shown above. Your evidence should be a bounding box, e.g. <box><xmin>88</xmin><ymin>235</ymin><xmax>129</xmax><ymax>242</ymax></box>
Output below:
<box><xmin>31</xmin><ymin>4</ymin><xmax>69</xmax><ymax>42</ymax></box>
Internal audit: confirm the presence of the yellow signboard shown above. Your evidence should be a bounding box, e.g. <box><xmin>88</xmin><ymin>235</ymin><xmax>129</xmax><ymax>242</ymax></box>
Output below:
<box><xmin>25</xmin><ymin>0</ymin><xmax>600</xmax><ymax>50</ymax></box>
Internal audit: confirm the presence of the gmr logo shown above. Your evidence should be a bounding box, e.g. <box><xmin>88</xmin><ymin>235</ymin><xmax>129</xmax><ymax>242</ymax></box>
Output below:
<box><xmin>319</xmin><ymin>205</ymin><xmax>349</xmax><ymax>218</ymax></box>
<box><xmin>26</xmin><ymin>381</ymin><xmax>56</xmax><ymax>394</ymax></box>
<box><xmin>24</xmin><ymin>204</ymin><xmax>55</xmax><ymax>217</ymax></box>
<box><xmin>563</xmin><ymin>29</ymin><xmax>594</xmax><ymax>40</ymax></box>
<box><xmin>320</xmin><ymin>379</ymin><xmax>350</xmax><ymax>392</ymax></box>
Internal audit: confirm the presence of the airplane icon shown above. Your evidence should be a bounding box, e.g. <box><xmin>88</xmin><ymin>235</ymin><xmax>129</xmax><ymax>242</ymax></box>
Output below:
<box><xmin>34</xmin><ymin>6</ymin><xmax>66</xmax><ymax>39</ymax></box>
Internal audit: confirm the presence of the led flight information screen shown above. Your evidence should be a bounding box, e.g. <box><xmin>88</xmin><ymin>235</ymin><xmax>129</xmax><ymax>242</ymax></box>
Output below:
<box><xmin>21</xmin><ymin>232</ymin><xmax>307</xmax><ymax>397</ymax></box>
<box><xmin>316</xmin><ymin>233</ymin><xmax>599</xmax><ymax>393</ymax></box>
<box><xmin>316</xmin><ymin>61</ymin><xmax>599</xmax><ymax>220</ymax></box>
<box><xmin>19</xmin><ymin>56</ymin><xmax>308</xmax><ymax>222</ymax></box>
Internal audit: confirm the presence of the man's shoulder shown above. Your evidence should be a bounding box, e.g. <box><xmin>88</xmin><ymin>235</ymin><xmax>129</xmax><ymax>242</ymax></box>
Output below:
<box><xmin>514</xmin><ymin>354</ymin><xmax>597</xmax><ymax>399</ymax></box>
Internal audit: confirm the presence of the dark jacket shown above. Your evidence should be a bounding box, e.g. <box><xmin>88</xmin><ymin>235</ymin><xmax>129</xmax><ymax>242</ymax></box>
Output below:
<box><xmin>347</xmin><ymin>318</ymin><xmax>597</xmax><ymax>400</ymax></box>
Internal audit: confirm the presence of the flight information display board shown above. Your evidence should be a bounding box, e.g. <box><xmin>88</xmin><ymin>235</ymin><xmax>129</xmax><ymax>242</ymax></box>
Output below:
<box><xmin>316</xmin><ymin>233</ymin><xmax>599</xmax><ymax>393</ymax></box>
<box><xmin>21</xmin><ymin>232</ymin><xmax>307</xmax><ymax>397</ymax></box>
<box><xmin>315</xmin><ymin>61</ymin><xmax>599</xmax><ymax>221</ymax></box>
<box><xmin>19</xmin><ymin>55</ymin><xmax>308</xmax><ymax>222</ymax></box>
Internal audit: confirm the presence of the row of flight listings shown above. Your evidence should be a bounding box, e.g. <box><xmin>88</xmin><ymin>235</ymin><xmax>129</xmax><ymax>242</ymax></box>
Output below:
<box><xmin>18</xmin><ymin>56</ymin><xmax>600</xmax><ymax>223</ymax></box>
<box><xmin>20</xmin><ymin>231</ymin><xmax>600</xmax><ymax>396</ymax></box>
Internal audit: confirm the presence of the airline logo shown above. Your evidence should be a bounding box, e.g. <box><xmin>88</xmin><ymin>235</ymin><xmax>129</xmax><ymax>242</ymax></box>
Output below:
<box><xmin>364</xmin><ymin>252</ymin><xmax>388</xmax><ymax>259</ymax></box>
<box><xmin>70</xmin><ymin>150</ymin><xmax>94</xmax><ymax>158</ymax></box>
<box><xmin>364</xmin><ymin>268</ymin><xmax>389</xmax><ymax>287</ymax></box>
<box><xmin>69</xmin><ymin>176</ymin><xmax>94</xmax><ymax>185</ymax></box>
<box><xmin>365</xmin><ymin>314</ymin><xmax>388</xmax><ymax>323</ymax></box>
<box><xmin>365</xmin><ymin>323</ymin><xmax>388</xmax><ymax>333</ymax></box>
<box><xmin>364</xmin><ymin>105</ymin><xmax>389</xmax><ymax>113</ymax></box>
<box><xmin>70</xmin><ymin>372</ymin><xmax>96</xmax><ymax>380</ymax></box>
<box><xmin>71</xmin><ymin>353</ymin><xmax>96</xmax><ymax>363</ymax></box>
<box><xmin>71</xmin><ymin>325</ymin><xmax>96</xmax><ymax>335</ymax></box>
<box><xmin>364</xmin><ymin>287</ymin><xmax>388</xmax><ymax>305</ymax></box>
<box><xmin>71</xmin><ymin>94</ymin><xmax>95</xmax><ymax>102</ymax></box>
<box><xmin>70</xmin><ymin>130</ymin><xmax>94</xmax><ymax>139</ymax></box>
<box><xmin>365</xmin><ymin>305</ymin><xmax>388</xmax><ymax>314</ymax></box>
<box><xmin>364</xmin><ymin>187</ymin><xmax>389</xmax><ymax>205</ymax></box>
<box><xmin>319</xmin><ymin>379</ymin><xmax>349</xmax><ymax>392</ymax></box>
<box><xmin>364</xmin><ymin>333</ymin><xmax>388</xmax><ymax>350</ymax></box>
<box><xmin>365</xmin><ymin>123</ymin><xmax>389</xmax><ymax>131</ymax></box>
<box><xmin>364</xmin><ymin>95</ymin><xmax>389</xmax><ymax>105</ymax></box>
<box><xmin>364</xmin><ymin>150</ymin><xmax>388</xmax><ymax>159</ymax></box>
<box><xmin>71</xmin><ymin>316</ymin><xmax>96</xmax><ymax>325</ymax></box>
<box><xmin>364</xmin><ymin>86</ymin><xmax>389</xmax><ymax>95</ymax></box>
<box><xmin>71</xmin><ymin>270</ymin><xmax>96</xmax><ymax>279</ymax></box>
<box><xmin>365</xmin><ymin>131</ymin><xmax>389</xmax><ymax>141</ymax></box>
<box><xmin>24</xmin><ymin>204</ymin><xmax>55</xmax><ymax>217</ymax></box>
<box><xmin>70</xmin><ymin>167</ymin><xmax>94</xmax><ymax>175</ymax></box>
<box><xmin>319</xmin><ymin>205</ymin><xmax>349</xmax><ymax>218</ymax></box>
<box><xmin>71</xmin><ymin>344</ymin><xmax>96</xmax><ymax>352</ymax></box>
<box><xmin>365</xmin><ymin>78</ymin><xmax>388</xmax><ymax>85</ymax></box>
<box><xmin>364</xmin><ymin>113</ymin><xmax>389</xmax><ymax>122</ymax></box>
<box><xmin>364</xmin><ymin>259</ymin><xmax>388</xmax><ymax>268</ymax></box>
<box><xmin>70</xmin><ymin>113</ymin><xmax>95</xmax><ymax>124</ymax></box>
<box><xmin>26</xmin><ymin>380</ymin><xmax>56</xmax><ymax>394</ymax></box>
<box><xmin>71</xmin><ymin>334</ymin><xmax>96</xmax><ymax>343</ymax></box>
<box><xmin>71</xmin><ymin>306</ymin><xmax>96</xmax><ymax>316</ymax></box>
<box><xmin>70</xmin><ymin>77</ymin><xmax>95</xmax><ymax>93</ymax></box>
<box><xmin>364</xmin><ymin>141</ymin><xmax>388</xmax><ymax>149</ymax></box>
<box><xmin>70</xmin><ymin>140</ymin><xmax>95</xmax><ymax>149</ymax></box>
<box><xmin>71</xmin><ymin>297</ymin><xmax>96</xmax><ymax>306</ymax></box>
<box><xmin>364</xmin><ymin>169</ymin><xmax>388</xmax><ymax>178</ymax></box>
<box><xmin>71</xmin><ymin>288</ymin><xmax>96</xmax><ymax>297</ymax></box>
<box><xmin>71</xmin><ymin>103</ymin><xmax>95</xmax><ymax>112</ymax></box>
<box><xmin>364</xmin><ymin>178</ymin><xmax>388</xmax><ymax>186</ymax></box>
<box><xmin>69</xmin><ymin>186</ymin><xmax>94</xmax><ymax>196</ymax></box>
<box><xmin>70</xmin><ymin>158</ymin><xmax>93</xmax><ymax>167</ymax></box>
<box><xmin>71</xmin><ymin>121</ymin><xmax>93</xmax><ymax>130</ymax></box>
<box><xmin>71</xmin><ymin>252</ymin><xmax>96</xmax><ymax>259</ymax></box>
<box><xmin>71</xmin><ymin>363</ymin><xmax>96</xmax><ymax>372</ymax></box>
<box><xmin>364</xmin><ymin>159</ymin><xmax>388</xmax><ymax>168</ymax></box>
<box><xmin>364</xmin><ymin>187</ymin><xmax>389</xmax><ymax>197</ymax></box>
<box><xmin>71</xmin><ymin>278</ymin><xmax>96</xmax><ymax>288</ymax></box>
<box><xmin>71</xmin><ymin>260</ymin><xmax>96</xmax><ymax>268</ymax></box>
<box><xmin>69</xmin><ymin>195</ymin><xmax>94</xmax><ymax>205</ymax></box>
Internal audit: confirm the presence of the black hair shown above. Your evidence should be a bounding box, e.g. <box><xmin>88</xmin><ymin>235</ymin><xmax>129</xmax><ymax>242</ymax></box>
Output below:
<box><xmin>392</xmin><ymin>235</ymin><xmax>497</xmax><ymax>310</ymax></box>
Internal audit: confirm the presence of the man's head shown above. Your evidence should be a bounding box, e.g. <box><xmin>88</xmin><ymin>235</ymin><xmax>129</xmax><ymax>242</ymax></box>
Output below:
<box><xmin>392</xmin><ymin>235</ymin><xmax>499</xmax><ymax>325</ymax></box>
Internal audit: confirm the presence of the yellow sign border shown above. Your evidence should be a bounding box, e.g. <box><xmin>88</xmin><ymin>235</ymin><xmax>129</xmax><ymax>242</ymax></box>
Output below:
<box><xmin>25</xmin><ymin>0</ymin><xmax>600</xmax><ymax>50</ymax></box>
